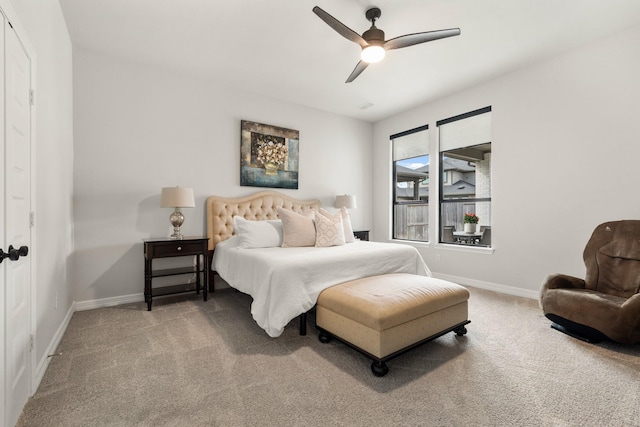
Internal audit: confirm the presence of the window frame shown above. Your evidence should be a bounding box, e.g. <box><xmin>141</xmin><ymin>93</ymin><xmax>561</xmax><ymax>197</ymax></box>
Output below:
<box><xmin>436</xmin><ymin>106</ymin><xmax>492</xmax><ymax>247</ymax></box>
<box><xmin>391</xmin><ymin>124</ymin><xmax>430</xmax><ymax>242</ymax></box>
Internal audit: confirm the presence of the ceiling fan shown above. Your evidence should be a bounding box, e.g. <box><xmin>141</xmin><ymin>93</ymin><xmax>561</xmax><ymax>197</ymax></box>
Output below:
<box><xmin>312</xmin><ymin>6</ymin><xmax>460</xmax><ymax>83</ymax></box>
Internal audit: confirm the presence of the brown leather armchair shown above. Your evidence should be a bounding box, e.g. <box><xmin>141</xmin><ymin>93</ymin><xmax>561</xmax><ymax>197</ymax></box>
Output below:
<box><xmin>540</xmin><ymin>220</ymin><xmax>640</xmax><ymax>344</ymax></box>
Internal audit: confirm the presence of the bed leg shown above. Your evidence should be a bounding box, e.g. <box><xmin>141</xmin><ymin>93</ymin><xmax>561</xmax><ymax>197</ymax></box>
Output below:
<box><xmin>299</xmin><ymin>313</ymin><xmax>307</xmax><ymax>336</ymax></box>
<box><xmin>208</xmin><ymin>250</ymin><xmax>215</xmax><ymax>293</ymax></box>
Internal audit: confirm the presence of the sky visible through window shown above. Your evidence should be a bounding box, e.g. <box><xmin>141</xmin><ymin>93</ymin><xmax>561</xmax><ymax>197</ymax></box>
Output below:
<box><xmin>396</xmin><ymin>155</ymin><xmax>429</xmax><ymax>189</ymax></box>
<box><xmin>397</xmin><ymin>155</ymin><xmax>429</xmax><ymax>169</ymax></box>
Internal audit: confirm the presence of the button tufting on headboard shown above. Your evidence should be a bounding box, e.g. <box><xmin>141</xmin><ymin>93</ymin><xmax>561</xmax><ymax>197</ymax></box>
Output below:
<box><xmin>206</xmin><ymin>191</ymin><xmax>321</xmax><ymax>251</ymax></box>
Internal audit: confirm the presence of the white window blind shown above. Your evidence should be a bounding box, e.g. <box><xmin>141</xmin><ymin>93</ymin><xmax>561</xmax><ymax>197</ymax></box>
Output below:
<box><xmin>439</xmin><ymin>109</ymin><xmax>491</xmax><ymax>152</ymax></box>
<box><xmin>393</xmin><ymin>129</ymin><xmax>429</xmax><ymax>161</ymax></box>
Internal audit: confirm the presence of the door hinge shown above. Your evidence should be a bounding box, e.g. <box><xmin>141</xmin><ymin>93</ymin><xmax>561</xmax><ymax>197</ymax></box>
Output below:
<box><xmin>30</xmin><ymin>334</ymin><xmax>34</xmax><ymax>352</ymax></box>
<box><xmin>30</xmin><ymin>89</ymin><xmax>35</xmax><ymax>106</ymax></box>
<box><xmin>29</xmin><ymin>211</ymin><xmax>35</xmax><ymax>228</ymax></box>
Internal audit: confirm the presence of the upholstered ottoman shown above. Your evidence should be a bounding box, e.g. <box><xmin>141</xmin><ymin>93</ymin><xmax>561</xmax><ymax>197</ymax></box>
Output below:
<box><xmin>316</xmin><ymin>273</ymin><xmax>470</xmax><ymax>376</ymax></box>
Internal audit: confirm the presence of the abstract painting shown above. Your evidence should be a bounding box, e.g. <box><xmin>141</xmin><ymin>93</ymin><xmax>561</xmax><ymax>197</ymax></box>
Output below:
<box><xmin>240</xmin><ymin>120</ymin><xmax>299</xmax><ymax>189</ymax></box>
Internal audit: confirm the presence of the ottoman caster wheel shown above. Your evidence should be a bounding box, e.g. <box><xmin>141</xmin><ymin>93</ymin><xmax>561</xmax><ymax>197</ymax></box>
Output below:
<box><xmin>371</xmin><ymin>361</ymin><xmax>389</xmax><ymax>377</ymax></box>
<box><xmin>454</xmin><ymin>325</ymin><xmax>468</xmax><ymax>336</ymax></box>
<box><xmin>319</xmin><ymin>331</ymin><xmax>332</xmax><ymax>343</ymax></box>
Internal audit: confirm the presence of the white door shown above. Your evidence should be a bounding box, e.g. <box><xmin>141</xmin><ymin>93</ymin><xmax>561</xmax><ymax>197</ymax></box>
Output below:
<box><xmin>0</xmin><ymin>14</ymin><xmax>5</xmax><ymax>427</ymax></box>
<box><xmin>3</xmin><ymin>19</ymin><xmax>32</xmax><ymax>427</ymax></box>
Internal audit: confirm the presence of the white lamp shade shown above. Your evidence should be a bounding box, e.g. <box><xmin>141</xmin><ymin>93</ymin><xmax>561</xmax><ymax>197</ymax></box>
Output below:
<box><xmin>334</xmin><ymin>194</ymin><xmax>357</xmax><ymax>209</ymax></box>
<box><xmin>160</xmin><ymin>187</ymin><xmax>195</xmax><ymax>208</ymax></box>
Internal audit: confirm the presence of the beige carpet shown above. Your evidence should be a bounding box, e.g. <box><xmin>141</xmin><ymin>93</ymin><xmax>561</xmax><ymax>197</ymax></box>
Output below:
<box><xmin>17</xmin><ymin>286</ymin><xmax>640</xmax><ymax>426</ymax></box>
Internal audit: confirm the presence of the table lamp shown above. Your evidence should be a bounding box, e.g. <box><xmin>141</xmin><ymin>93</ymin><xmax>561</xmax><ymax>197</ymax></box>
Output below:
<box><xmin>334</xmin><ymin>194</ymin><xmax>357</xmax><ymax>210</ymax></box>
<box><xmin>160</xmin><ymin>186</ymin><xmax>195</xmax><ymax>239</ymax></box>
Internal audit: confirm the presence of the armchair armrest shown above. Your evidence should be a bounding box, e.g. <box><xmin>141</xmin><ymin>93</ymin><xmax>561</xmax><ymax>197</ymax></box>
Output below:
<box><xmin>540</xmin><ymin>274</ymin><xmax>586</xmax><ymax>309</ymax></box>
<box><xmin>542</xmin><ymin>273</ymin><xmax>586</xmax><ymax>291</ymax></box>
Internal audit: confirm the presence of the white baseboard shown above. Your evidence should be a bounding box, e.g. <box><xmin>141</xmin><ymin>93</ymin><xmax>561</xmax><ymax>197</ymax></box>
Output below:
<box><xmin>75</xmin><ymin>277</ymin><xmax>536</xmax><ymax>310</ymax></box>
<box><xmin>34</xmin><ymin>301</ymin><xmax>75</xmax><ymax>391</ymax></box>
<box><xmin>433</xmin><ymin>272</ymin><xmax>540</xmax><ymax>300</ymax></box>
<box><xmin>75</xmin><ymin>293</ymin><xmax>144</xmax><ymax>311</ymax></box>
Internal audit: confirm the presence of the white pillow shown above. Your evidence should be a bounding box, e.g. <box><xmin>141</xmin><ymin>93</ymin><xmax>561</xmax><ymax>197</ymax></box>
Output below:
<box><xmin>339</xmin><ymin>207</ymin><xmax>355</xmax><ymax>243</ymax></box>
<box><xmin>233</xmin><ymin>216</ymin><xmax>283</xmax><ymax>249</ymax></box>
<box><xmin>276</xmin><ymin>207</ymin><xmax>316</xmax><ymax>247</ymax></box>
<box><xmin>320</xmin><ymin>207</ymin><xmax>355</xmax><ymax>243</ymax></box>
<box><xmin>314</xmin><ymin>211</ymin><xmax>345</xmax><ymax>247</ymax></box>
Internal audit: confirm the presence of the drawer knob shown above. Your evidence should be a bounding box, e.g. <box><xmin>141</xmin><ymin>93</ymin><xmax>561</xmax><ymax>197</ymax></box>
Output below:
<box><xmin>177</xmin><ymin>246</ymin><xmax>182</xmax><ymax>251</ymax></box>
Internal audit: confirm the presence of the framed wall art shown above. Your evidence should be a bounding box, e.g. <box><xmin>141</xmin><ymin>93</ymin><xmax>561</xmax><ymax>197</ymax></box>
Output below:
<box><xmin>240</xmin><ymin>120</ymin><xmax>299</xmax><ymax>189</ymax></box>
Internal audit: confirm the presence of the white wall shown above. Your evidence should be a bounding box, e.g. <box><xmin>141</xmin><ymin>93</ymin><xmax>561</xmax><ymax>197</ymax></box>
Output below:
<box><xmin>373</xmin><ymin>23</ymin><xmax>640</xmax><ymax>297</ymax></box>
<box><xmin>72</xmin><ymin>50</ymin><xmax>372</xmax><ymax>303</ymax></box>
<box><xmin>6</xmin><ymin>0</ymin><xmax>74</xmax><ymax>380</ymax></box>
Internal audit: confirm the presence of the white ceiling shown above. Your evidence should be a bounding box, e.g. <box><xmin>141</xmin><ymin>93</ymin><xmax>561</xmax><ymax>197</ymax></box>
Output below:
<box><xmin>58</xmin><ymin>0</ymin><xmax>640</xmax><ymax>122</ymax></box>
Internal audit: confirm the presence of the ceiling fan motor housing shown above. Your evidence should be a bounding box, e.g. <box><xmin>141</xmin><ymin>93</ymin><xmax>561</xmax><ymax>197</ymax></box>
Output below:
<box><xmin>363</xmin><ymin>7</ymin><xmax>384</xmax><ymax>45</ymax></box>
<box><xmin>363</xmin><ymin>27</ymin><xmax>385</xmax><ymax>45</ymax></box>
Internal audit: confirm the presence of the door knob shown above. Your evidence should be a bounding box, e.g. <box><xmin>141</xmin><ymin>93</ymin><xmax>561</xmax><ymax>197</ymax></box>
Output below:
<box><xmin>0</xmin><ymin>245</ymin><xmax>29</xmax><ymax>263</ymax></box>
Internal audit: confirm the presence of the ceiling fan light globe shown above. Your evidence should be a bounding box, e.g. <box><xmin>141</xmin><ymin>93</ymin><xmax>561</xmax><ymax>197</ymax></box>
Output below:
<box><xmin>361</xmin><ymin>45</ymin><xmax>385</xmax><ymax>63</ymax></box>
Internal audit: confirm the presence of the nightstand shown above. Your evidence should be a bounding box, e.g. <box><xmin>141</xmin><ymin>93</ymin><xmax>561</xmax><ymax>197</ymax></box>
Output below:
<box><xmin>143</xmin><ymin>237</ymin><xmax>209</xmax><ymax>311</ymax></box>
<box><xmin>353</xmin><ymin>230</ymin><xmax>370</xmax><ymax>241</ymax></box>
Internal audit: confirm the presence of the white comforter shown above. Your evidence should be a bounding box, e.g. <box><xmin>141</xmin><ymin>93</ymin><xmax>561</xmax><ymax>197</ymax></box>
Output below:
<box><xmin>213</xmin><ymin>237</ymin><xmax>431</xmax><ymax>337</ymax></box>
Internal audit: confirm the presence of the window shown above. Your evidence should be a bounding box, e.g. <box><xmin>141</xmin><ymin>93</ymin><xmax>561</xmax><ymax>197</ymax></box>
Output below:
<box><xmin>437</xmin><ymin>107</ymin><xmax>492</xmax><ymax>247</ymax></box>
<box><xmin>391</xmin><ymin>125</ymin><xmax>429</xmax><ymax>242</ymax></box>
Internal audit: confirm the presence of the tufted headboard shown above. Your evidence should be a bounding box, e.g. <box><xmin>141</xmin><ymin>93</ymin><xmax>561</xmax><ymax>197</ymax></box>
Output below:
<box><xmin>206</xmin><ymin>190</ymin><xmax>321</xmax><ymax>251</ymax></box>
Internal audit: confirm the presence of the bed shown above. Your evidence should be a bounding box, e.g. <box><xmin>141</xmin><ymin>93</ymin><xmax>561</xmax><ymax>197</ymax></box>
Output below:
<box><xmin>207</xmin><ymin>190</ymin><xmax>431</xmax><ymax>337</ymax></box>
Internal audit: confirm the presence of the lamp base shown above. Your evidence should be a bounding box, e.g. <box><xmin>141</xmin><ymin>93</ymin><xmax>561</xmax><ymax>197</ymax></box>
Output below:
<box><xmin>169</xmin><ymin>208</ymin><xmax>185</xmax><ymax>239</ymax></box>
<box><xmin>169</xmin><ymin>231</ymin><xmax>184</xmax><ymax>240</ymax></box>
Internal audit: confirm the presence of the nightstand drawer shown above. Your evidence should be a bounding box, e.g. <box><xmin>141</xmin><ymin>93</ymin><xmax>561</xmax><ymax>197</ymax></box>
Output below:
<box><xmin>146</xmin><ymin>240</ymin><xmax>205</xmax><ymax>258</ymax></box>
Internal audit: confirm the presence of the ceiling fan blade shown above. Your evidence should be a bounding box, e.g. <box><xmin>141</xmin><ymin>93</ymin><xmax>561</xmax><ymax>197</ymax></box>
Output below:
<box><xmin>384</xmin><ymin>28</ymin><xmax>460</xmax><ymax>50</ymax></box>
<box><xmin>313</xmin><ymin>6</ymin><xmax>368</xmax><ymax>48</ymax></box>
<box><xmin>345</xmin><ymin>61</ymin><xmax>369</xmax><ymax>83</ymax></box>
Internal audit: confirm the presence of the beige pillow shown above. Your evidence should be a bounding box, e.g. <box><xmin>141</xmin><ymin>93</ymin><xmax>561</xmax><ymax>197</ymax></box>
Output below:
<box><xmin>315</xmin><ymin>211</ymin><xmax>345</xmax><ymax>247</ymax></box>
<box><xmin>277</xmin><ymin>207</ymin><xmax>316</xmax><ymax>247</ymax></box>
<box><xmin>320</xmin><ymin>207</ymin><xmax>355</xmax><ymax>243</ymax></box>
